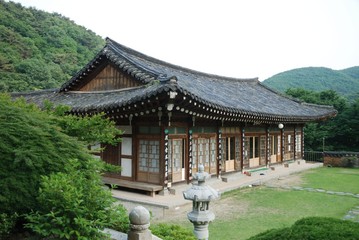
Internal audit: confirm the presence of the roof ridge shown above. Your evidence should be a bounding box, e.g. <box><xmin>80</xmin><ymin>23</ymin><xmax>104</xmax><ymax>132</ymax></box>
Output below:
<box><xmin>300</xmin><ymin>102</ymin><xmax>338</xmax><ymax>110</ymax></box>
<box><xmin>11</xmin><ymin>88</ymin><xmax>58</xmax><ymax>96</ymax></box>
<box><xmin>105</xmin><ymin>40</ymin><xmax>165</xmax><ymax>80</ymax></box>
<box><xmin>258</xmin><ymin>81</ymin><xmax>303</xmax><ymax>104</ymax></box>
<box><xmin>106</xmin><ymin>37</ymin><xmax>258</xmax><ymax>82</ymax></box>
<box><xmin>67</xmin><ymin>86</ymin><xmax>145</xmax><ymax>94</ymax></box>
<box><xmin>258</xmin><ymin>81</ymin><xmax>337</xmax><ymax>111</ymax></box>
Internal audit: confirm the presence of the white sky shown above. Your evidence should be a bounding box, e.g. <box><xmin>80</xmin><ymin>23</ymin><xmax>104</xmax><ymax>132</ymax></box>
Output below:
<box><xmin>7</xmin><ymin>0</ymin><xmax>359</xmax><ymax>80</ymax></box>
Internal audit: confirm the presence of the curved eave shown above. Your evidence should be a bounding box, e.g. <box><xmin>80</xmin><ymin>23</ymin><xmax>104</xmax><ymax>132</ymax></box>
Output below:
<box><xmin>64</xmin><ymin>84</ymin><xmax>176</xmax><ymax>115</ymax></box>
<box><xmin>14</xmin><ymin>83</ymin><xmax>337</xmax><ymax>125</ymax></box>
<box><xmin>169</xmin><ymin>84</ymin><xmax>337</xmax><ymax>124</ymax></box>
<box><xmin>64</xmin><ymin>83</ymin><xmax>338</xmax><ymax>124</ymax></box>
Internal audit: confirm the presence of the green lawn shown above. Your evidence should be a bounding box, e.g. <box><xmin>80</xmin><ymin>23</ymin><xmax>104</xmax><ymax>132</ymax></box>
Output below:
<box><xmin>209</xmin><ymin>187</ymin><xmax>359</xmax><ymax>240</ymax></box>
<box><xmin>161</xmin><ymin>167</ymin><xmax>359</xmax><ymax>240</ymax></box>
<box><xmin>301</xmin><ymin>167</ymin><xmax>359</xmax><ymax>194</ymax></box>
<box><xmin>207</xmin><ymin>167</ymin><xmax>359</xmax><ymax>240</ymax></box>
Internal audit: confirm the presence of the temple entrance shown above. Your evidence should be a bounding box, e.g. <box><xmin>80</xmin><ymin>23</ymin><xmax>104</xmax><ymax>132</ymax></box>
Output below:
<box><xmin>168</xmin><ymin>138</ymin><xmax>186</xmax><ymax>182</ymax></box>
<box><xmin>192</xmin><ymin>137</ymin><xmax>217</xmax><ymax>174</ymax></box>
<box><xmin>137</xmin><ymin>139</ymin><xmax>160</xmax><ymax>184</ymax></box>
<box><xmin>270</xmin><ymin>135</ymin><xmax>280</xmax><ymax>163</ymax></box>
<box><xmin>222</xmin><ymin>136</ymin><xmax>236</xmax><ymax>172</ymax></box>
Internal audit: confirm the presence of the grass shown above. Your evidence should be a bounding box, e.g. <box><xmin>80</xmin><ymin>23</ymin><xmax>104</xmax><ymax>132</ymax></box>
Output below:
<box><xmin>301</xmin><ymin>167</ymin><xmax>359</xmax><ymax>194</ymax></box>
<box><xmin>175</xmin><ymin>167</ymin><xmax>359</xmax><ymax>240</ymax></box>
<box><xmin>209</xmin><ymin>187</ymin><xmax>359</xmax><ymax>240</ymax></box>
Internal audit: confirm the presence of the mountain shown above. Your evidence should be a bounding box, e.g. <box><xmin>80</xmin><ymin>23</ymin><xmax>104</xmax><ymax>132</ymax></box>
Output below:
<box><xmin>2</xmin><ymin>0</ymin><xmax>359</xmax><ymax>99</ymax></box>
<box><xmin>262</xmin><ymin>66</ymin><xmax>359</xmax><ymax>99</ymax></box>
<box><xmin>0</xmin><ymin>0</ymin><xmax>105</xmax><ymax>92</ymax></box>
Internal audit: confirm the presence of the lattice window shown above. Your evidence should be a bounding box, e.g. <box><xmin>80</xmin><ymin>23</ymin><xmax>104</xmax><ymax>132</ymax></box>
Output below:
<box><xmin>138</xmin><ymin>140</ymin><xmax>159</xmax><ymax>173</ymax></box>
<box><xmin>260</xmin><ymin>136</ymin><xmax>266</xmax><ymax>165</ymax></box>
<box><xmin>221</xmin><ymin>137</ymin><xmax>227</xmax><ymax>164</ymax></box>
<box><xmin>193</xmin><ymin>139</ymin><xmax>197</xmax><ymax>168</ymax></box>
<box><xmin>243</xmin><ymin>137</ymin><xmax>250</xmax><ymax>167</ymax></box>
<box><xmin>296</xmin><ymin>134</ymin><xmax>301</xmax><ymax>153</ymax></box>
<box><xmin>210</xmin><ymin>138</ymin><xmax>217</xmax><ymax>171</ymax></box>
<box><xmin>169</xmin><ymin>139</ymin><xmax>183</xmax><ymax>172</ymax></box>
<box><xmin>235</xmin><ymin>137</ymin><xmax>240</xmax><ymax>161</ymax></box>
<box><xmin>235</xmin><ymin>136</ymin><xmax>241</xmax><ymax>169</ymax></box>
<box><xmin>210</xmin><ymin>138</ymin><xmax>217</xmax><ymax>167</ymax></box>
<box><xmin>197</xmin><ymin>138</ymin><xmax>210</xmax><ymax>172</ymax></box>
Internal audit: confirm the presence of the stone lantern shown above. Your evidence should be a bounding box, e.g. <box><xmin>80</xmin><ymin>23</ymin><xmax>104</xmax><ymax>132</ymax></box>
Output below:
<box><xmin>183</xmin><ymin>164</ymin><xmax>220</xmax><ymax>240</ymax></box>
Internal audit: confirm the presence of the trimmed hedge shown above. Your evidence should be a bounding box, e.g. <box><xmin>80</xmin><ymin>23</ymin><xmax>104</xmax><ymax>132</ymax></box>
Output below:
<box><xmin>150</xmin><ymin>223</ymin><xmax>196</xmax><ymax>240</ymax></box>
<box><xmin>249</xmin><ymin>217</ymin><xmax>359</xmax><ymax>240</ymax></box>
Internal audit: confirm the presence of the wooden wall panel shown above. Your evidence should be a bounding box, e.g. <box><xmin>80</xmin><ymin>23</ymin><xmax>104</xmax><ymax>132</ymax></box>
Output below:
<box><xmin>80</xmin><ymin>64</ymin><xmax>141</xmax><ymax>91</ymax></box>
<box><xmin>101</xmin><ymin>143</ymin><xmax>119</xmax><ymax>166</ymax></box>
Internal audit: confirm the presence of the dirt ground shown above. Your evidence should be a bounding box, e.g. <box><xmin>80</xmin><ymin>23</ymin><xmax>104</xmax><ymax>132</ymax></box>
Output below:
<box><xmin>153</xmin><ymin>172</ymin><xmax>304</xmax><ymax>224</ymax></box>
<box><xmin>264</xmin><ymin>173</ymin><xmax>304</xmax><ymax>187</ymax></box>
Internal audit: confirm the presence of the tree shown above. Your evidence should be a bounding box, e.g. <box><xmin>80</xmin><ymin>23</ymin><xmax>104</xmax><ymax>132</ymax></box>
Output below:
<box><xmin>15</xmin><ymin>58</ymin><xmax>55</xmax><ymax>90</ymax></box>
<box><xmin>0</xmin><ymin>94</ymin><xmax>127</xmax><ymax>238</ymax></box>
<box><xmin>0</xmin><ymin>94</ymin><xmax>89</xmax><ymax>215</ymax></box>
<box><xmin>329</xmin><ymin>98</ymin><xmax>359</xmax><ymax>150</ymax></box>
<box><xmin>0</xmin><ymin>0</ymin><xmax>105</xmax><ymax>93</ymax></box>
<box><xmin>285</xmin><ymin>88</ymin><xmax>359</xmax><ymax>151</ymax></box>
<box><xmin>43</xmin><ymin>101</ymin><xmax>122</xmax><ymax>146</ymax></box>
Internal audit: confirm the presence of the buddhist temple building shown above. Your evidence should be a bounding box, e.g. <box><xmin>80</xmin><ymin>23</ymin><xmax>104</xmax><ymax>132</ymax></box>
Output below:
<box><xmin>16</xmin><ymin>38</ymin><xmax>337</xmax><ymax>194</ymax></box>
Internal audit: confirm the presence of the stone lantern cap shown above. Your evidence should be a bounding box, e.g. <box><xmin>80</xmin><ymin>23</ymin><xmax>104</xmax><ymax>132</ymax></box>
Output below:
<box><xmin>129</xmin><ymin>206</ymin><xmax>151</xmax><ymax>231</ymax></box>
<box><xmin>183</xmin><ymin>165</ymin><xmax>220</xmax><ymax>202</ymax></box>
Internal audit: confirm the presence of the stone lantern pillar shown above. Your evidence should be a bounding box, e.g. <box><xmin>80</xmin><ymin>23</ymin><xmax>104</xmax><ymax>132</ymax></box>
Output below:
<box><xmin>128</xmin><ymin>206</ymin><xmax>152</xmax><ymax>240</ymax></box>
<box><xmin>183</xmin><ymin>164</ymin><xmax>220</xmax><ymax>240</ymax></box>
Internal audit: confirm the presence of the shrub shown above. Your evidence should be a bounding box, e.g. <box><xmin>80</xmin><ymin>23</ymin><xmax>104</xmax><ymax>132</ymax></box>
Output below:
<box><xmin>0</xmin><ymin>94</ymin><xmax>125</xmax><ymax>236</ymax></box>
<box><xmin>150</xmin><ymin>223</ymin><xmax>196</xmax><ymax>240</ymax></box>
<box><xmin>25</xmin><ymin>158</ymin><xmax>128</xmax><ymax>239</ymax></box>
<box><xmin>109</xmin><ymin>204</ymin><xmax>130</xmax><ymax>233</ymax></box>
<box><xmin>0</xmin><ymin>94</ymin><xmax>90</xmax><ymax>216</ymax></box>
<box><xmin>0</xmin><ymin>213</ymin><xmax>18</xmax><ymax>239</ymax></box>
<box><xmin>248</xmin><ymin>217</ymin><xmax>359</xmax><ymax>240</ymax></box>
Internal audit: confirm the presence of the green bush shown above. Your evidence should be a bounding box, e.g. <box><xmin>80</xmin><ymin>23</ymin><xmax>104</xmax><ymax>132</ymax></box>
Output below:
<box><xmin>0</xmin><ymin>94</ymin><xmax>89</xmax><ymax>216</ymax></box>
<box><xmin>0</xmin><ymin>213</ymin><xmax>18</xmax><ymax>239</ymax></box>
<box><xmin>249</xmin><ymin>217</ymin><xmax>359</xmax><ymax>240</ymax></box>
<box><xmin>109</xmin><ymin>204</ymin><xmax>130</xmax><ymax>233</ymax></box>
<box><xmin>25</xmin><ymin>158</ymin><xmax>127</xmax><ymax>239</ymax></box>
<box><xmin>0</xmin><ymin>94</ymin><xmax>126</xmax><ymax>237</ymax></box>
<box><xmin>150</xmin><ymin>223</ymin><xmax>196</xmax><ymax>240</ymax></box>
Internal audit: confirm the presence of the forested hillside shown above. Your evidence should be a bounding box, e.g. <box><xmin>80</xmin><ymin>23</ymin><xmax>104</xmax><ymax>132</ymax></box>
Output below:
<box><xmin>262</xmin><ymin>66</ymin><xmax>359</xmax><ymax>99</ymax></box>
<box><xmin>0</xmin><ymin>0</ymin><xmax>105</xmax><ymax>92</ymax></box>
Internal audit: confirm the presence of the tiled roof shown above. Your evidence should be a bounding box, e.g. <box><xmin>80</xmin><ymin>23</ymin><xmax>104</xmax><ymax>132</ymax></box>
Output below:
<box><xmin>15</xmin><ymin>38</ymin><xmax>337</xmax><ymax>123</ymax></box>
<box><xmin>14</xmin><ymin>84</ymin><xmax>174</xmax><ymax>113</ymax></box>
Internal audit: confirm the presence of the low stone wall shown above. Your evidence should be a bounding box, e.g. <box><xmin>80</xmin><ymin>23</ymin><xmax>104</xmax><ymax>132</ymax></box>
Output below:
<box><xmin>323</xmin><ymin>152</ymin><xmax>359</xmax><ymax>168</ymax></box>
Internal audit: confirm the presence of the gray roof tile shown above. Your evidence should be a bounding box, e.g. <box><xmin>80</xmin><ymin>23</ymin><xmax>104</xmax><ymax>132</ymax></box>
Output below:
<box><xmin>15</xmin><ymin>38</ymin><xmax>337</xmax><ymax>123</ymax></box>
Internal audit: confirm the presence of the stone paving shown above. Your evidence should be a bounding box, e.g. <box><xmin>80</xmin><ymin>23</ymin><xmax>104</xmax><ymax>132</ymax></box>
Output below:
<box><xmin>108</xmin><ymin>161</ymin><xmax>359</xmax><ymax>239</ymax></box>
<box><xmin>111</xmin><ymin>161</ymin><xmax>359</xmax><ymax>223</ymax></box>
<box><xmin>111</xmin><ymin>160</ymin><xmax>323</xmax><ymax>219</ymax></box>
<box><xmin>343</xmin><ymin>206</ymin><xmax>359</xmax><ymax>222</ymax></box>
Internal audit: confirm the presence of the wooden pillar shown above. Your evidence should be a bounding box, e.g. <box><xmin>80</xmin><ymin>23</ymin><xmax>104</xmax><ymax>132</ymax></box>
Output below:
<box><xmin>241</xmin><ymin>125</ymin><xmax>245</xmax><ymax>171</ymax></box>
<box><xmin>132</xmin><ymin>124</ymin><xmax>136</xmax><ymax>181</ymax></box>
<box><xmin>164</xmin><ymin>128</ymin><xmax>169</xmax><ymax>187</ymax></box>
<box><xmin>301</xmin><ymin>125</ymin><xmax>305</xmax><ymax>159</ymax></box>
<box><xmin>293</xmin><ymin>126</ymin><xmax>297</xmax><ymax>160</ymax></box>
<box><xmin>266</xmin><ymin>126</ymin><xmax>270</xmax><ymax>166</ymax></box>
<box><xmin>217</xmin><ymin>127</ymin><xmax>222</xmax><ymax>177</ymax></box>
<box><xmin>188</xmin><ymin>129</ymin><xmax>193</xmax><ymax>183</ymax></box>
<box><xmin>281</xmin><ymin>127</ymin><xmax>284</xmax><ymax>162</ymax></box>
